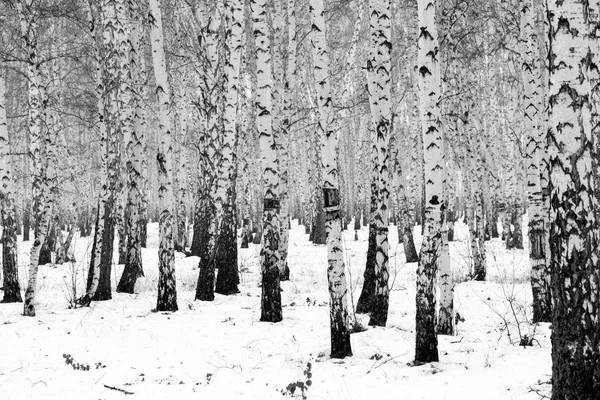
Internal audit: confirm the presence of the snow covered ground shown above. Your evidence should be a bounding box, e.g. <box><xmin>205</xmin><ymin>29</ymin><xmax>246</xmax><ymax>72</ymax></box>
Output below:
<box><xmin>0</xmin><ymin>219</ymin><xmax>552</xmax><ymax>400</ymax></box>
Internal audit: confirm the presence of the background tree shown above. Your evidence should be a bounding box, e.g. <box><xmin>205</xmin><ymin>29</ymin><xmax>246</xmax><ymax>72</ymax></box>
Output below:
<box><xmin>0</xmin><ymin>66</ymin><xmax>22</xmax><ymax>303</ymax></box>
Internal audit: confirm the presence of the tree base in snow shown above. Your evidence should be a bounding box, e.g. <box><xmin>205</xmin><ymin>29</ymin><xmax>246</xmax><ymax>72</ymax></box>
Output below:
<box><xmin>260</xmin><ymin>267</ymin><xmax>282</xmax><ymax>323</ymax></box>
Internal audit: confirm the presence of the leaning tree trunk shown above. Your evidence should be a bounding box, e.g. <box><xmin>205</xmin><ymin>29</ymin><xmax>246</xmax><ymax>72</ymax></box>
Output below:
<box><xmin>547</xmin><ymin>1</ymin><xmax>600</xmax><ymax>397</ymax></box>
<box><xmin>149</xmin><ymin>0</ymin><xmax>178</xmax><ymax>312</ymax></box>
<box><xmin>310</xmin><ymin>0</ymin><xmax>352</xmax><ymax>358</ymax></box>
<box><xmin>415</xmin><ymin>0</ymin><xmax>443</xmax><ymax>363</ymax></box>
<box><xmin>0</xmin><ymin>69</ymin><xmax>22</xmax><ymax>303</ymax></box>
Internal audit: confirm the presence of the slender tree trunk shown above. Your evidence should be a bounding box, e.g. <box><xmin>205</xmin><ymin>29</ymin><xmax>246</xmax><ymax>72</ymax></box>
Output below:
<box><xmin>0</xmin><ymin>69</ymin><xmax>22</xmax><ymax>303</ymax></box>
<box><xmin>80</xmin><ymin>0</ymin><xmax>116</xmax><ymax>306</ymax></box>
<box><xmin>404</xmin><ymin>93</ymin><xmax>421</xmax><ymax>263</ymax></box>
<box><xmin>149</xmin><ymin>0</ymin><xmax>178</xmax><ymax>312</ymax></box>
<box><xmin>310</xmin><ymin>0</ymin><xmax>352</xmax><ymax>358</ymax></box>
<box><xmin>356</xmin><ymin>222</ymin><xmax>376</xmax><ymax>314</ymax></box>
<box><xmin>194</xmin><ymin>3</ymin><xmax>223</xmax><ymax>302</ymax></box>
<box><xmin>18</xmin><ymin>0</ymin><xmax>57</xmax><ymax>317</ymax></box>
<box><xmin>215</xmin><ymin>0</ymin><xmax>244</xmax><ymax>295</ymax></box>
<box><xmin>277</xmin><ymin>0</ymin><xmax>296</xmax><ymax>282</ymax></box>
<box><xmin>415</xmin><ymin>0</ymin><xmax>442</xmax><ymax>363</ymax></box>
<box><xmin>366</xmin><ymin>0</ymin><xmax>392</xmax><ymax>327</ymax></box>
<box><xmin>473</xmin><ymin>189</ymin><xmax>486</xmax><ymax>280</ymax></box>
<box><xmin>117</xmin><ymin>0</ymin><xmax>145</xmax><ymax>293</ymax></box>
<box><xmin>251</xmin><ymin>0</ymin><xmax>282</xmax><ymax>322</ymax></box>
<box><xmin>23</xmin><ymin>200</ymin><xmax>30</xmax><ymax>241</ymax></box>
<box><xmin>437</xmin><ymin>149</ymin><xmax>454</xmax><ymax>335</ymax></box>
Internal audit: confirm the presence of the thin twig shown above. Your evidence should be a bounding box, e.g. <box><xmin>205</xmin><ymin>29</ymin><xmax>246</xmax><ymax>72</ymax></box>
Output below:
<box><xmin>103</xmin><ymin>384</ymin><xmax>134</xmax><ymax>395</ymax></box>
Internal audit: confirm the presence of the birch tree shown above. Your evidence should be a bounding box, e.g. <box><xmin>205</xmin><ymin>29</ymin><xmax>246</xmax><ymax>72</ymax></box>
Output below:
<box><xmin>415</xmin><ymin>0</ymin><xmax>443</xmax><ymax>363</ymax></box>
<box><xmin>83</xmin><ymin>0</ymin><xmax>122</xmax><ymax>304</ymax></box>
<box><xmin>148</xmin><ymin>0</ymin><xmax>178</xmax><ymax>312</ymax></box>
<box><xmin>80</xmin><ymin>0</ymin><xmax>108</xmax><ymax>306</ymax></box>
<box><xmin>194</xmin><ymin>2</ymin><xmax>223</xmax><ymax>302</ymax></box>
<box><xmin>117</xmin><ymin>0</ymin><xmax>145</xmax><ymax>294</ymax></box>
<box><xmin>215</xmin><ymin>0</ymin><xmax>244</xmax><ymax>295</ymax></box>
<box><xmin>436</xmin><ymin>162</ymin><xmax>453</xmax><ymax>335</ymax></box>
<box><xmin>310</xmin><ymin>0</ymin><xmax>352</xmax><ymax>358</ymax></box>
<box><xmin>366</xmin><ymin>0</ymin><xmax>392</xmax><ymax>328</ymax></box>
<box><xmin>251</xmin><ymin>0</ymin><xmax>282</xmax><ymax>322</ymax></box>
<box><xmin>0</xmin><ymin>68</ymin><xmax>22</xmax><ymax>303</ymax></box>
<box><xmin>277</xmin><ymin>0</ymin><xmax>295</xmax><ymax>282</ymax></box>
<box><xmin>17</xmin><ymin>0</ymin><xmax>58</xmax><ymax>317</ymax></box>
<box><xmin>520</xmin><ymin>0</ymin><xmax>551</xmax><ymax>323</ymax></box>
<box><xmin>547</xmin><ymin>0</ymin><xmax>600</xmax><ymax>396</ymax></box>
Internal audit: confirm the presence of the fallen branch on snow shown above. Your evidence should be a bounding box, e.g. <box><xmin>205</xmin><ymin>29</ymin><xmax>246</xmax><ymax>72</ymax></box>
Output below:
<box><xmin>103</xmin><ymin>384</ymin><xmax>134</xmax><ymax>395</ymax></box>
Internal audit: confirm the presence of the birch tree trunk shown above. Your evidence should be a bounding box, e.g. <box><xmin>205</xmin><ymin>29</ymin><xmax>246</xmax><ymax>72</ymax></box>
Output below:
<box><xmin>415</xmin><ymin>0</ymin><xmax>443</xmax><ymax>363</ymax></box>
<box><xmin>310</xmin><ymin>0</ymin><xmax>352</xmax><ymax>358</ymax></box>
<box><xmin>547</xmin><ymin>1</ymin><xmax>600</xmax><ymax>397</ymax></box>
<box><xmin>117</xmin><ymin>0</ymin><xmax>145</xmax><ymax>293</ymax></box>
<box><xmin>215</xmin><ymin>0</ymin><xmax>244</xmax><ymax>295</ymax></box>
<box><xmin>471</xmin><ymin>123</ymin><xmax>487</xmax><ymax>281</ymax></box>
<box><xmin>520</xmin><ymin>0</ymin><xmax>551</xmax><ymax>323</ymax></box>
<box><xmin>0</xmin><ymin>68</ymin><xmax>22</xmax><ymax>303</ymax></box>
<box><xmin>83</xmin><ymin>0</ymin><xmax>121</xmax><ymax>304</ymax></box>
<box><xmin>437</xmin><ymin>139</ymin><xmax>454</xmax><ymax>335</ymax></box>
<box><xmin>195</xmin><ymin>3</ymin><xmax>223</xmax><ymax>301</ymax></box>
<box><xmin>149</xmin><ymin>0</ymin><xmax>178</xmax><ymax>312</ymax></box>
<box><xmin>366</xmin><ymin>0</ymin><xmax>392</xmax><ymax>327</ymax></box>
<box><xmin>250</xmin><ymin>0</ymin><xmax>282</xmax><ymax>322</ymax></box>
<box><xmin>277</xmin><ymin>0</ymin><xmax>296</xmax><ymax>282</ymax></box>
<box><xmin>357</xmin><ymin>146</ymin><xmax>378</xmax><ymax>314</ymax></box>
<box><xmin>404</xmin><ymin>93</ymin><xmax>421</xmax><ymax>263</ymax></box>
<box><xmin>18</xmin><ymin>0</ymin><xmax>57</xmax><ymax>317</ymax></box>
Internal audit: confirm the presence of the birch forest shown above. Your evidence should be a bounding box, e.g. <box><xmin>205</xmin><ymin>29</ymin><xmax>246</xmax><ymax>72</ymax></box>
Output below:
<box><xmin>0</xmin><ymin>0</ymin><xmax>599</xmax><ymax>399</ymax></box>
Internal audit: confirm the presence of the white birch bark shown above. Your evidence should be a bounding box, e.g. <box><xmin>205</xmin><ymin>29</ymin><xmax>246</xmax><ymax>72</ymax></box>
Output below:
<box><xmin>547</xmin><ymin>1</ymin><xmax>600</xmax><ymax>396</ymax></box>
<box><xmin>309</xmin><ymin>0</ymin><xmax>352</xmax><ymax>358</ymax></box>
<box><xmin>148</xmin><ymin>0</ymin><xmax>178</xmax><ymax>312</ymax></box>
<box><xmin>0</xmin><ymin>67</ymin><xmax>22</xmax><ymax>303</ymax></box>
<box><xmin>415</xmin><ymin>0</ymin><xmax>443</xmax><ymax>362</ymax></box>
<box><xmin>366</xmin><ymin>0</ymin><xmax>392</xmax><ymax>327</ymax></box>
<box><xmin>117</xmin><ymin>0</ymin><xmax>145</xmax><ymax>293</ymax></box>
<box><xmin>278</xmin><ymin>0</ymin><xmax>296</xmax><ymax>281</ymax></box>
<box><xmin>437</xmin><ymin>160</ymin><xmax>453</xmax><ymax>334</ymax></box>
<box><xmin>252</xmin><ymin>0</ymin><xmax>282</xmax><ymax>322</ymax></box>
<box><xmin>520</xmin><ymin>0</ymin><xmax>551</xmax><ymax>323</ymax></box>
<box><xmin>194</xmin><ymin>2</ymin><xmax>223</xmax><ymax>301</ymax></box>
<box><xmin>215</xmin><ymin>0</ymin><xmax>244</xmax><ymax>294</ymax></box>
<box><xmin>18</xmin><ymin>0</ymin><xmax>56</xmax><ymax>316</ymax></box>
<box><xmin>80</xmin><ymin>0</ymin><xmax>111</xmax><ymax>305</ymax></box>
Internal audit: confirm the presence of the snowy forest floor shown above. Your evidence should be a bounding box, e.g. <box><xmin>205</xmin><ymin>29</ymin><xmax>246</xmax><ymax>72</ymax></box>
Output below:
<box><xmin>1</xmin><ymin>219</ymin><xmax>552</xmax><ymax>400</ymax></box>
